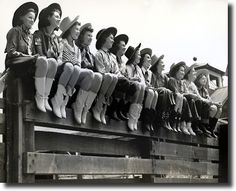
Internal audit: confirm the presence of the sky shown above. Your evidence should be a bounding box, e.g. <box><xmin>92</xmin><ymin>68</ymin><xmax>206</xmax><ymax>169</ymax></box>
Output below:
<box><xmin>0</xmin><ymin>0</ymin><xmax>227</xmax><ymax>76</ymax></box>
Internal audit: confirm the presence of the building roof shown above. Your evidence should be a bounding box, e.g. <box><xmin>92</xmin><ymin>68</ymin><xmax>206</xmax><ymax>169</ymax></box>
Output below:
<box><xmin>194</xmin><ymin>63</ymin><xmax>225</xmax><ymax>76</ymax></box>
<box><xmin>210</xmin><ymin>86</ymin><xmax>228</xmax><ymax>105</ymax></box>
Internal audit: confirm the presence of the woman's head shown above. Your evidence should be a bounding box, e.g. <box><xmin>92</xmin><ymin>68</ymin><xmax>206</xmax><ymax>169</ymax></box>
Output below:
<box><xmin>95</xmin><ymin>27</ymin><xmax>117</xmax><ymax>50</ymax></box>
<box><xmin>12</xmin><ymin>2</ymin><xmax>38</xmax><ymax>28</ymax></box>
<box><xmin>76</xmin><ymin>23</ymin><xmax>94</xmax><ymax>46</ymax></box>
<box><xmin>38</xmin><ymin>3</ymin><xmax>62</xmax><ymax>30</ymax></box>
<box><xmin>60</xmin><ymin>16</ymin><xmax>81</xmax><ymax>40</ymax></box>
<box><xmin>184</xmin><ymin>65</ymin><xmax>197</xmax><ymax>82</ymax></box>
<box><xmin>169</xmin><ymin>61</ymin><xmax>186</xmax><ymax>80</ymax></box>
<box><xmin>139</xmin><ymin>48</ymin><xmax>152</xmax><ymax>69</ymax></box>
<box><xmin>150</xmin><ymin>54</ymin><xmax>165</xmax><ymax>74</ymax></box>
<box><xmin>194</xmin><ymin>69</ymin><xmax>209</xmax><ymax>88</ymax></box>
<box><xmin>110</xmin><ymin>34</ymin><xmax>129</xmax><ymax>56</ymax></box>
<box><xmin>125</xmin><ymin>43</ymin><xmax>141</xmax><ymax>65</ymax></box>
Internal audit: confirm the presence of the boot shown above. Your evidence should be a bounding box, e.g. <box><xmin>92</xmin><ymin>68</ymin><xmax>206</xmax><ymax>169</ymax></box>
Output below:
<box><xmin>199</xmin><ymin>123</ymin><xmax>212</xmax><ymax>138</ymax></box>
<box><xmin>141</xmin><ymin>108</ymin><xmax>151</xmax><ymax>133</ymax></box>
<box><xmin>192</xmin><ymin>120</ymin><xmax>203</xmax><ymax>135</ymax></box>
<box><xmin>72</xmin><ymin>89</ymin><xmax>89</xmax><ymax>124</ymax></box>
<box><xmin>92</xmin><ymin>93</ymin><xmax>105</xmax><ymax>123</ymax></box>
<box><xmin>180</xmin><ymin>121</ymin><xmax>190</xmax><ymax>135</ymax></box>
<box><xmin>161</xmin><ymin>112</ymin><xmax>173</xmax><ymax>131</ymax></box>
<box><xmin>117</xmin><ymin>100</ymin><xmax>129</xmax><ymax>121</ymax></box>
<box><xmin>51</xmin><ymin>84</ymin><xmax>66</xmax><ymax>118</ymax></box>
<box><xmin>100</xmin><ymin>104</ymin><xmax>107</xmax><ymax>125</ymax></box>
<box><xmin>186</xmin><ymin>122</ymin><xmax>196</xmax><ymax>136</ymax></box>
<box><xmin>127</xmin><ymin>103</ymin><xmax>140</xmax><ymax>131</ymax></box>
<box><xmin>35</xmin><ymin>77</ymin><xmax>46</xmax><ymax>112</ymax></box>
<box><xmin>81</xmin><ymin>91</ymin><xmax>97</xmax><ymax>124</ymax></box>
<box><xmin>61</xmin><ymin>95</ymin><xmax>69</xmax><ymax>118</ymax></box>
<box><xmin>133</xmin><ymin>104</ymin><xmax>142</xmax><ymax>130</ymax></box>
<box><xmin>44</xmin><ymin>78</ymin><xmax>54</xmax><ymax>111</ymax></box>
<box><xmin>209</xmin><ymin>118</ymin><xmax>218</xmax><ymax>138</ymax></box>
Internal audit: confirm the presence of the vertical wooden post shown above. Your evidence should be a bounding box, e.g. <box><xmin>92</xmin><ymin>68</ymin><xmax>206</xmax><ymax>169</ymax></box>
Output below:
<box><xmin>6</xmin><ymin>77</ymin><xmax>35</xmax><ymax>183</ymax></box>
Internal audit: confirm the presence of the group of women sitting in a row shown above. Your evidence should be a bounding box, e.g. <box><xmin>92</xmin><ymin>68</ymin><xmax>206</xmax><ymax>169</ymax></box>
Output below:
<box><xmin>4</xmin><ymin>2</ymin><xmax>222</xmax><ymax>138</ymax></box>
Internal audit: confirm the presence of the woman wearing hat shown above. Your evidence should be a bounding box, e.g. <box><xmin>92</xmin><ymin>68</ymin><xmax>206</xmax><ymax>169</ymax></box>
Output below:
<box><xmin>93</xmin><ymin>27</ymin><xmax>119</xmax><ymax>125</ymax></box>
<box><xmin>74</xmin><ymin>23</ymin><xmax>103</xmax><ymax>124</ymax></box>
<box><xmin>167</xmin><ymin>62</ymin><xmax>194</xmax><ymax>135</ymax></box>
<box><xmin>139</xmin><ymin>48</ymin><xmax>158</xmax><ymax>132</ymax></box>
<box><xmin>108</xmin><ymin>34</ymin><xmax>137</xmax><ymax>121</ymax></box>
<box><xmin>150</xmin><ymin>54</ymin><xmax>175</xmax><ymax>131</ymax></box>
<box><xmin>194</xmin><ymin>69</ymin><xmax>222</xmax><ymax>138</ymax></box>
<box><xmin>32</xmin><ymin>3</ymin><xmax>62</xmax><ymax>112</ymax></box>
<box><xmin>4</xmin><ymin>2</ymin><xmax>52</xmax><ymax>112</ymax></box>
<box><xmin>125</xmin><ymin>43</ymin><xmax>145</xmax><ymax>131</ymax></box>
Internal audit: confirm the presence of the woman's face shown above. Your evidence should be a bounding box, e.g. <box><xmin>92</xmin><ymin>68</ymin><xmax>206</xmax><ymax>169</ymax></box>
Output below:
<box><xmin>175</xmin><ymin>66</ymin><xmax>185</xmax><ymax>80</ymax></box>
<box><xmin>104</xmin><ymin>34</ymin><xmax>114</xmax><ymax>49</ymax></box>
<box><xmin>82</xmin><ymin>31</ymin><xmax>93</xmax><ymax>46</ymax></box>
<box><xmin>198</xmin><ymin>75</ymin><xmax>208</xmax><ymax>86</ymax></box>
<box><xmin>70</xmin><ymin>23</ymin><xmax>80</xmax><ymax>40</ymax></box>
<box><xmin>143</xmin><ymin>54</ymin><xmax>151</xmax><ymax>69</ymax></box>
<box><xmin>117</xmin><ymin>40</ymin><xmax>126</xmax><ymax>56</ymax></box>
<box><xmin>187</xmin><ymin>67</ymin><xmax>197</xmax><ymax>81</ymax></box>
<box><xmin>156</xmin><ymin>60</ymin><xmax>165</xmax><ymax>74</ymax></box>
<box><xmin>20</xmin><ymin>11</ymin><xmax>35</xmax><ymax>29</ymax></box>
<box><xmin>48</xmin><ymin>11</ymin><xmax>61</xmax><ymax>29</ymax></box>
<box><xmin>134</xmin><ymin>49</ymin><xmax>141</xmax><ymax>64</ymax></box>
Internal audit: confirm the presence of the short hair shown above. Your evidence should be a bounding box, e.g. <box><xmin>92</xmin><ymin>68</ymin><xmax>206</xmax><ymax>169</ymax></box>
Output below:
<box><xmin>76</xmin><ymin>26</ymin><xmax>94</xmax><ymax>46</ymax></box>
<box><xmin>97</xmin><ymin>32</ymin><xmax>113</xmax><ymax>50</ymax></box>
<box><xmin>38</xmin><ymin>9</ymin><xmax>61</xmax><ymax>30</ymax></box>
<box><xmin>18</xmin><ymin>8</ymin><xmax>36</xmax><ymax>26</ymax></box>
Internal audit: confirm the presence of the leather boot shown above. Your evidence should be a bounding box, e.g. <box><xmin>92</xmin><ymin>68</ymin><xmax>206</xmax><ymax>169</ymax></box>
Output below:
<box><xmin>51</xmin><ymin>84</ymin><xmax>66</xmax><ymax>118</ymax></box>
<box><xmin>61</xmin><ymin>95</ymin><xmax>69</xmax><ymax>118</ymax></box>
<box><xmin>199</xmin><ymin>123</ymin><xmax>212</xmax><ymax>138</ymax></box>
<box><xmin>35</xmin><ymin>77</ymin><xmax>46</xmax><ymax>112</ymax></box>
<box><xmin>44</xmin><ymin>78</ymin><xmax>54</xmax><ymax>111</ymax></box>
<box><xmin>72</xmin><ymin>89</ymin><xmax>89</xmax><ymax>124</ymax></box>
<box><xmin>141</xmin><ymin>108</ymin><xmax>151</xmax><ymax>133</ymax></box>
<box><xmin>81</xmin><ymin>91</ymin><xmax>97</xmax><ymax>124</ymax></box>
<box><xmin>209</xmin><ymin>117</ymin><xmax>218</xmax><ymax>138</ymax></box>
<box><xmin>127</xmin><ymin>103</ymin><xmax>140</xmax><ymax>131</ymax></box>
<box><xmin>180</xmin><ymin>121</ymin><xmax>190</xmax><ymax>135</ymax></box>
<box><xmin>92</xmin><ymin>93</ymin><xmax>105</xmax><ymax>123</ymax></box>
<box><xmin>186</xmin><ymin>122</ymin><xmax>196</xmax><ymax>136</ymax></box>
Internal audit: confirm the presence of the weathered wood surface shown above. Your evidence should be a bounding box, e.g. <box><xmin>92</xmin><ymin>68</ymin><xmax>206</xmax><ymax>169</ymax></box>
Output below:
<box><xmin>153</xmin><ymin>160</ymin><xmax>218</xmax><ymax>176</ymax></box>
<box><xmin>151</xmin><ymin>141</ymin><xmax>219</xmax><ymax>161</ymax></box>
<box><xmin>35</xmin><ymin>131</ymin><xmax>146</xmax><ymax>157</ymax></box>
<box><xmin>24</xmin><ymin>152</ymin><xmax>153</xmax><ymax>175</ymax></box>
<box><xmin>0</xmin><ymin>143</ymin><xmax>5</xmax><ymax>182</ymax></box>
<box><xmin>0</xmin><ymin>98</ymin><xmax>4</xmax><ymax>109</ymax></box>
<box><xmin>152</xmin><ymin>177</ymin><xmax>218</xmax><ymax>183</ymax></box>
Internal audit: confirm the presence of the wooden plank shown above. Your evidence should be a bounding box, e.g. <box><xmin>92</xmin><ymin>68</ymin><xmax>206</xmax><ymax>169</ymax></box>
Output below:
<box><xmin>24</xmin><ymin>103</ymin><xmax>151</xmax><ymax>138</ymax></box>
<box><xmin>0</xmin><ymin>143</ymin><xmax>5</xmax><ymax>182</ymax></box>
<box><xmin>154</xmin><ymin>126</ymin><xmax>219</xmax><ymax>147</ymax></box>
<box><xmin>35</xmin><ymin>131</ymin><xmax>144</xmax><ymax>156</ymax></box>
<box><xmin>153</xmin><ymin>159</ymin><xmax>218</xmax><ymax>176</ymax></box>
<box><xmin>153</xmin><ymin>177</ymin><xmax>219</xmax><ymax>183</ymax></box>
<box><xmin>24</xmin><ymin>152</ymin><xmax>153</xmax><ymax>175</ymax></box>
<box><xmin>0</xmin><ymin>98</ymin><xmax>4</xmax><ymax>109</ymax></box>
<box><xmin>151</xmin><ymin>141</ymin><xmax>219</xmax><ymax>161</ymax></box>
<box><xmin>0</xmin><ymin>114</ymin><xmax>5</xmax><ymax>135</ymax></box>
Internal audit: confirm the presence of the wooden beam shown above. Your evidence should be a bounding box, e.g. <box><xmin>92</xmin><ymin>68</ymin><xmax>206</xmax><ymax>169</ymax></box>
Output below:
<box><xmin>153</xmin><ymin>159</ymin><xmax>218</xmax><ymax>176</ymax></box>
<box><xmin>153</xmin><ymin>177</ymin><xmax>218</xmax><ymax>183</ymax></box>
<box><xmin>24</xmin><ymin>103</ymin><xmax>151</xmax><ymax>138</ymax></box>
<box><xmin>35</xmin><ymin>131</ymin><xmax>144</xmax><ymax>156</ymax></box>
<box><xmin>0</xmin><ymin>114</ymin><xmax>5</xmax><ymax>135</ymax></box>
<box><xmin>0</xmin><ymin>98</ymin><xmax>4</xmax><ymax>109</ymax></box>
<box><xmin>151</xmin><ymin>141</ymin><xmax>219</xmax><ymax>161</ymax></box>
<box><xmin>24</xmin><ymin>152</ymin><xmax>153</xmax><ymax>175</ymax></box>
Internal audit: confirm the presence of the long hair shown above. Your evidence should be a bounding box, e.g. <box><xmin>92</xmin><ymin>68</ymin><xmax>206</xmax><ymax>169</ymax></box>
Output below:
<box><xmin>38</xmin><ymin>9</ymin><xmax>61</xmax><ymax>30</ymax></box>
<box><xmin>76</xmin><ymin>26</ymin><xmax>94</xmax><ymax>46</ymax></box>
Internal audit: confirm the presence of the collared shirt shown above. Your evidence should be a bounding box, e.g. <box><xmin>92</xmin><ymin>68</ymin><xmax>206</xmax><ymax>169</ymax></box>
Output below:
<box><xmin>141</xmin><ymin>66</ymin><xmax>152</xmax><ymax>85</ymax></box>
<box><xmin>60</xmin><ymin>39</ymin><xmax>81</xmax><ymax>66</ymax></box>
<box><xmin>95</xmin><ymin>49</ymin><xmax>120</xmax><ymax>74</ymax></box>
<box><xmin>33</xmin><ymin>28</ymin><xmax>62</xmax><ymax>59</ymax></box>
<box><xmin>5</xmin><ymin>25</ymin><xmax>33</xmax><ymax>59</ymax></box>
<box><xmin>151</xmin><ymin>73</ymin><xmax>169</xmax><ymax>88</ymax></box>
<box><xmin>126</xmin><ymin>63</ymin><xmax>145</xmax><ymax>84</ymax></box>
<box><xmin>79</xmin><ymin>44</ymin><xmax>95</xmax><ymax>70</ymax></box>
<box><xmin>167</xmin><ymin>77</ymin><xmax>186</xmax><ymax>94</ymax></box>
<box><xmin>183</xmin><ymin>79</ymin><xmax>200</xmax><ymax>96</ymax></box>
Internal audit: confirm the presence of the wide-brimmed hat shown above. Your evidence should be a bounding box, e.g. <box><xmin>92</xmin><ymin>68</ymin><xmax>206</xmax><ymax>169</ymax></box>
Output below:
<box><xmin>195</xmin><ymin>69</ymin><xmax>209</xmax><ymax>79</ymax></box>
<box><xmin>38</xmin><ymin>3</ymin><xmax>62</xmax><ymax>29</ymax></box>
<box><xmin>95</xmin><ymin>27</ymin><xmax>117</xmax><ymax>50</ymax></box>
<box><xmin>125</xmin><ymin>43</ymin><xmax>141</xmax><ymax>63</ymax></box>
<box><xmin>114</xmin><ymin>34</ymin><xmax>129</xmax><ymax>45</ymax></box>
<box><xmin>12</xmin><ymin>2</ymin><xmax>39</xmax><ymax>27</ymax></box>
<box><xmin>184</xmin><ymin>64</ymin><xmax>199</xmax><ymax>79</ymax></box>
<box><xmin>79</xmin><ymin>23</ymin><xmax>92</xmax><ymax>33</ymax></box>
<box><xmin>169</xmin><ymin>61</ymin><xmax>186</xmax><ymax>77</ymax></box>
<box><xmin>150</xmin><ymin>54</ymin><xmax>164</xmax><ymax>71</ymax></box>
<box><xmin>140</xmin><ymin>48</ymin><xmax>152</xmax><ymax>58</ymax></box>
<box><xmin>60</xmin><ymin>15</ymin><xmax>80</xmax><ymax>37</ymax></box>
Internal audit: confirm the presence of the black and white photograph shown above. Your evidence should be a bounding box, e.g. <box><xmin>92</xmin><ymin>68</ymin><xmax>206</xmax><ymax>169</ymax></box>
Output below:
<box><xmin>0</xmin><ymin>0</ymin><xmax>230</xmax><ymax>185</ymax></box>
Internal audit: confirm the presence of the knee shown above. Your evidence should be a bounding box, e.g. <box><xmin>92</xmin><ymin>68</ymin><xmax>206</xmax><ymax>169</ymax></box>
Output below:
<box><xmin>210</xmin><ymin>104</ymin><xmax>217</xmax><ymax>113</ymax></box>
<box><xmin>64</xmin><ymin>62</ymin><xmax>74</xmax><ymax>74</ymax></box>
<box><xmin>48</xmin><ymin>58</ymin><xmax>58</xmax><ymax>71</ymax></box>
<box><xmin>148</xmin><ymin>89</ymin><xmax>155</xmax><ymax>99</ymax></box>
<box><xmin>103</xmin><ymin>73</ymin><xmax>113</xmax><ymax>82</ymax></box>
<box><xmin>94</xmin><ymin>72</ymin><xmax>103</xmax><ymax>82</ymax></box>
<box><xmin>36</xmin><ymin>56</ymin><xmax>48</xmax><ymax>70</ymax></box>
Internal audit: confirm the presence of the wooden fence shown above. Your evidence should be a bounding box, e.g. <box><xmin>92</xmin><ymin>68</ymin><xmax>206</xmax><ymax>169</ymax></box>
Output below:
<box><xmin>0</xmin><ymin>75</ymin><xmax>228</xmax><ymax>184</ymax></box>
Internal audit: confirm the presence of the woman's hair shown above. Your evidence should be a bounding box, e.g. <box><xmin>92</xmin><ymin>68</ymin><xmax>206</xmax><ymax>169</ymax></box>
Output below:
<box><xmin>138</xmin><ymin>54</ymin><xmax>145</xmax><ymax>68</ymax></box>
<box><xmin>18</xmin><ymin>8</ymin><xmax>36</xmax><ymax>26</ymax></box>
<box><xmin>97</xmin><ymin>32</ymin><xmax>112</xmax><ymax>49</ymax></box>
<box><xmin>126</xmin><ymin>50</ymin><xmax>139</xmax><ymax>65</ymax></box>
<box><xmin>150</xmin><ymin>60</ymin><xmax>161</xmax><ymax>74</ymax></box>
<box><xmin>194</xmin><ymin>73</ymin><xmax>209</xmax><ymax>89</ymax></box>
<box><xmin>76</xmin><ymin>26</ymin><xmax>94</xmax><ymax>45</ymax></box>
<box><xmin>38</xmin><ymin>9</ymin><xmax>61</xmax><ymax>30</ymax></box>
<box><xmin>61</xmin><ymin>21</ymin><xmax>81</xmax><ymax>39</ymax></box>
<box><xmin>110</xmin><ymin>41</ymin><xmax>120</xmax><ymax>55</ymax></box>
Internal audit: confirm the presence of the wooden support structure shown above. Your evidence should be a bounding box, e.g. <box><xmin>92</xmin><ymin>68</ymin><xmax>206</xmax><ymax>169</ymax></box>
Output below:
<box><xmin>0</xmin><ymin>74</ymin><xmax>228</xmax><ymax>184</ymax></box>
